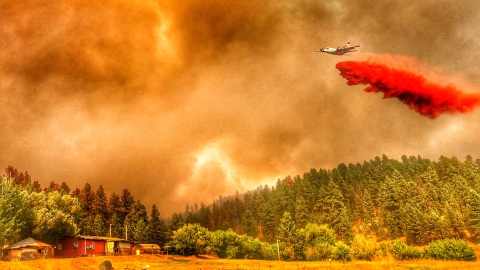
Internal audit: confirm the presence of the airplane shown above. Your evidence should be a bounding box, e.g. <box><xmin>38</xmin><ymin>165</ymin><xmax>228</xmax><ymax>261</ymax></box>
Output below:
<box><xmin>315</xmin><ymin>42</ymin><xmax>360</xmax><ymax>55</ymax></box>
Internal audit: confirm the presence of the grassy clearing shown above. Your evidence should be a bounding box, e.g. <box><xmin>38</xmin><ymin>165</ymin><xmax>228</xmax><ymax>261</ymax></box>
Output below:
<box><xmin>2</xmin><ymin>255</ymin><xmax>480</xmax><ymax>270</ymax></box>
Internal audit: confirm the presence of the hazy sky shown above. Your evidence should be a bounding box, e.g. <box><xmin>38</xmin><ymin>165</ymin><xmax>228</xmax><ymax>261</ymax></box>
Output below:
<box><xmin>2</xmin><ymin>0</ymin><xmax>480</xmax><ymax>216</ymax></box>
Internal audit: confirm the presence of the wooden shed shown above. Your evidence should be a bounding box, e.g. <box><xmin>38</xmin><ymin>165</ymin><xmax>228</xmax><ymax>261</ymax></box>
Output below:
<box><xmin>2</xmin><ymin>237</ymin><xmax>54</xmax><ymax>261</ymax></box>
<box><xmin>133</xmin><ymin>244</ymin><xmax>161</xmax><ymax>255</ymax></box>
<box><xmin>56</xmin><ymin>235</ymin><xmax>133</xmax><ymax>257</ymax></box>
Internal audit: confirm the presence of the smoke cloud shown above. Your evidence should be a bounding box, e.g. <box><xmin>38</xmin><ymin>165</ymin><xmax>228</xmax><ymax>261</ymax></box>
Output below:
<box><xmin>336</xmin><ymin>58</ymin><xmax>480</xmax><ymax>118</ymax></box>
<box><xmin>2</xmin><ymin>0</ymin><xmax>480</xmax><ymax>216</ymax></box>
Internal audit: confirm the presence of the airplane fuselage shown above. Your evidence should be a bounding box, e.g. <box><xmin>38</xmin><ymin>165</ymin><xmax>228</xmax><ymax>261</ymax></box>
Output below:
<box><xmin>315</xmin><ymin>43</ymin><xmax>360</xmax><ymax>55</ymax></box>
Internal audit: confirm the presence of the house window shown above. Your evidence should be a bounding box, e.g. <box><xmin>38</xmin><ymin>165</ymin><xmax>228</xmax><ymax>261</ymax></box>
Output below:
<box><xmin>91</xmin><ymin>242</ymin><xmax>95</xmax><ymax>250</ymax></box>
<box><xmin>58</xmin><ymin>244</ymin><xmax>62</xmax><ymax>250</ymax></box>
<box><xmin>74</xmin><ymin>242</ymin><xmax>79</xmax><ymax>249</ymax></box>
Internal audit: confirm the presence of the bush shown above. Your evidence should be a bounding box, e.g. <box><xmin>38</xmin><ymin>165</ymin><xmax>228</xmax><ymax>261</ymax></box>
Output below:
<box><xmin>304</xmin><ymin>242</ymin><xmax>334</xmax><ymax>261</ymax></box>
<box><xmin>261</xmin><ymin>243</ymin><xmax>278</xmax><ymax>260</ymax></box>
<box><xmin>332</xmin><ymin>241</ymin><xmax>352</xmax><ymax>262</ymax></box>
<box><xmin>391</xmin><ymin>239</ymin><xmax>421</xmax><ymax>260</ymax></box>
<box><xmin>351</xmin><ymin>235</ymin><xmax>379</xmax><ymax>261</ymax></box>
<box><xmin>424</xmin><ymin>239</ymin><xmax>476</xmax><ymax>261</ymax></box>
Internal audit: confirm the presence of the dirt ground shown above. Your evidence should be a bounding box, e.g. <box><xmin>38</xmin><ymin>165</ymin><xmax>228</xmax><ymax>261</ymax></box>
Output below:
<box><xmin>2</xmin><ymin>254</ymin><xmax>480</xmax><ymax>270</ymax></box>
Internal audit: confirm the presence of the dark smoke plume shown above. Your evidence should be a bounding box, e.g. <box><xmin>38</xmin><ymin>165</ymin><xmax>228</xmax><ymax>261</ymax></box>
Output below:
<box><xmin>336</xmin><ymin>59</ymin><xmax>480</xmax><ymax>118</ymax></box>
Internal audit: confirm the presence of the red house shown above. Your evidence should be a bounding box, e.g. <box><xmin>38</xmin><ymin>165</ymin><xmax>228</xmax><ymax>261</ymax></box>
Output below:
<box><xmin>56</xmin><ymin>235</ymin><xmax>133</xmax><ymax>257</ymax></box>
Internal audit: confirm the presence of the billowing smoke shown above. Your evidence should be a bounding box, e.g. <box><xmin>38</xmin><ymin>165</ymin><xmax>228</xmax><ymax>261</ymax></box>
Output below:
<box><xmin>2</xmin><ymin>0</ymin><xmax>480</xmax><ymax>216</ymax></box>
<box><xmin>336</xmin><ymin>57</ymin><xmax>480</xmax><ymax>118</ymax></box>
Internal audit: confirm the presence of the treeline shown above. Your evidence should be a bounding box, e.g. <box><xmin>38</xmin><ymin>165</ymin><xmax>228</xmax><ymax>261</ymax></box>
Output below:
<box><xmin>176</xmin><ymin>154</ymin><xmax>480</xmax><ymax>246</ymax></box>
<box><xmin>170</xmin><ymin>219</ymin><xmax>476</xmax><ymax>261</ymax></box>
<box><xmin>0</xmin><ymin>166</ymin><xmax>167</xmax><ymax>247</ymax></box>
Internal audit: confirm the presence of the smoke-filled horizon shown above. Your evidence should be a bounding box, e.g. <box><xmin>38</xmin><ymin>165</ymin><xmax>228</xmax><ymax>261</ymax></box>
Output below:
<box><xmin>2</xmin><ymin>0</ymin><xmax>480</xmax><ymax>216</ymax></box>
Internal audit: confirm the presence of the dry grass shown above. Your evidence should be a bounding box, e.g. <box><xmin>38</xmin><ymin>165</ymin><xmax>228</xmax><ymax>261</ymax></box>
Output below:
<box><xmin>2</xmin><ymin>254</ymin><xmax>480</xmax><ymax>270</ymax></box>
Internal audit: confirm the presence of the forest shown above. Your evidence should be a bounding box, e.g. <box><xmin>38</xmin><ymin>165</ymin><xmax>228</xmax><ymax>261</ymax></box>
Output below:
<box><xmin>1</xmin><ymin>154</ymin><xmax>480</xmax><ymax>261</ymax></box>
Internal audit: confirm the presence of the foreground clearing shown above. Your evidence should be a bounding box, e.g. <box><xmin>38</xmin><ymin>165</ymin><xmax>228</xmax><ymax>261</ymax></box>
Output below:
<box><xmin>1</xmin><ymin>255</ymin><xmax>480</xmax><ymax>270</ymax></box>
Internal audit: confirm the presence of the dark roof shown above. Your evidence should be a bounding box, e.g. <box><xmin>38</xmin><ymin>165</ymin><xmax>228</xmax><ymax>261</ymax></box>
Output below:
<box><xmin>3</xmin><ymin>237</ymin><xmax>52</xmax><ymax>250</ymax></box>
<box><xmin>63</xmin><ymin>235</ymin><xmax>132</xmax><ymax>242</ymax></box>
<box><xmin>134</xmin><ymin>244</ymin><xmax>161</xmax><ymax>249</ymax></box>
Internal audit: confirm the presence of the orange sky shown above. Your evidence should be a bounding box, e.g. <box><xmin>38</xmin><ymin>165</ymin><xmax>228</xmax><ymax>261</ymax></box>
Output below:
<box><xmin>2</xmin><ymin>0</ymin><xmax>480</xmax><ymax>216</ymax></box>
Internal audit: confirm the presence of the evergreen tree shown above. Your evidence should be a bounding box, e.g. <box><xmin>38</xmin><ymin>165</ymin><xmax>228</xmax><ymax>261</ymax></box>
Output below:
<box><xmin>124</xmin><ymin>200</ymin><xmax>149</xmax><ymax>241</ymax></box>
<box><xmin>199</xmin><ymin>204</ymin><xmax>213</xmax><ymax>230</ymax></box>
<box><xmin>401</xmin><ymin>203</ymin><xmax>424</xmax><ymax>244</ymax></box>
<box><xmin>70</xmin><ymin>188</ymin><xmax>81</xmax><ymax>198</ymax></box>
<box><xmin>314</xmin><ymin>180</ymin><xmax>351</xmax><ymax>240</ymax></box>
<box><xmin>295</xmin><ymin>196</ymin><xmax>310</xmax><ymax>229</ymax></box>
<box><xmin>336</xmin><ymin>208</ymin><xmax>353</xmax><ymax>242</ymax></box>
<box><xmin>120</xmin><ymin>189</ymin><xmax>135</xmax><ymax>223</ymax></box>
<box><xmin>110</xmin><ymin>212</ymin><xmax>123</xmax><ymax>238</ymax></box>
<box><xmin>79</xmin><ymin>183</ymin><xmax>95</xmax><ymax>218</ymax></box>
<box><xmin>260</xmin><ymin>201</ymin><xmax>276</xmax><ymax>242</ymax></box>
<box><xmin>168</xmin><ymin>212</ymin><xmax>185</xmax><ymax>241</ymax></box>
<box><xmin>278</xmin><ymin>212</ymin><xmax>296</xmax><ymax>245</ymax></box>
<box><xmin>108</xmin><ymin>193</ymin><xmax>122</xmax><ymax>222</ymax></box>
<box><xmin>94</xmin><ymin>185</ymin><xmax>108</xmax><ymax>221</ymax></box>
<box><xmin>362</xmin><ymin>189</ymin><xmax>374</xmax><ymax>226</ymax></box>
<box><xmin>60</xmin><ymin>182</ymin><xmax>70</xmax><ymax>194</ymax></box>
<box><xmin>242</xmin><ymin>209</ymin><xmax>257</xmax><ymax>237</ymax></box>
<box><xmin>133</xmin><ymin>219</ymin><xmax>150</xmax><ymax>243</ymax></box>
<box><xmin>378</xmin><ymin>172</ymin><xmax>403</xmax><ymax>238</ymax></box>
<box><xmin>466</xmin><ymin>189</ymin><xmax>480</xmax><ymax>239</ymax></box>
<box><xmin>93</xmin><ymin>214</ymin><xmax>107</xmax><ymax>236</ymax></box>
<box><xmin>149</xmin><ymin>204</ymin><xmax>165</xmax><ymax>245</ymax></box>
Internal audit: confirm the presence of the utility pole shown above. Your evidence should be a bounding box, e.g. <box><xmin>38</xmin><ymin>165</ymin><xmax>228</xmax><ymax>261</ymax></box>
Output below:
<box><xmin>109</xmin><ymin>224</ymin><xmax>112</xmax><ymax>238</ymax></box>
<box><xmin>276</xmin><ymin>239</ymin><xmax>280</xmax><ymax>261</ymax></box>
<box><xmin>125</xmin><ymin>225</ymin><xmax>128</xmax><ymax>240</ymax></box>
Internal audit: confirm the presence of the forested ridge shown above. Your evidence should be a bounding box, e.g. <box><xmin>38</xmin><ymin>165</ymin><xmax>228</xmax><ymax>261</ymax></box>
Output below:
<box><xmin>2</xmin><ymin>154</ymin><xmax>480</xmax><ymax>261</ymax></box>
<box><xmin>178</xmin><ymin>154</ymin><xmax>480</xmax><ymax>246</ymax></box>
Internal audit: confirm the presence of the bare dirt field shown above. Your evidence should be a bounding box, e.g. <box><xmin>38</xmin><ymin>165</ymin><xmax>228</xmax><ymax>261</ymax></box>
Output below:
<box><xmin>2</xmin><ymin>254</ymin><xmax>480</xmax><ymax>270</ymax></box>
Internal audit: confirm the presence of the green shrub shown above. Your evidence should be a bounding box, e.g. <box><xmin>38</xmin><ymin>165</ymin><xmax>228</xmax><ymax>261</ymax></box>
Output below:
<box><xmin>332</xmin><ymin>241</ymin><xmax>352</xmax><ymax>262</ymax></box>
<box><xmin>351</xmin><ymin>235</ymin><xmax>379</xmax><ymax>261</ymax></box>
<box><xmin>424</xmin><ymin>239</ymin><xmax>476</xmax><ymax>261</ymax></box>
<box><xmin>304</xmin><ymin>242</ymin><xmax>334</xmax><ymax>261</ymax></box>
<box><xmin>390</xmin><ymin>239</ymin><xmax>421</xmax><ymax>260</ymax></box>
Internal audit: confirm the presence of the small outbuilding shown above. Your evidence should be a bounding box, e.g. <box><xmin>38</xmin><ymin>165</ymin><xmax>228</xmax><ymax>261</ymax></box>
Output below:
<box><xmin>56</xmin><ymin>235</ymin><xmax>133</xmax><ymax>257</ymax></box>
<box><xmin>133</xmin><ymin>244</ymin><xmax>161</xmax><ymax>255</ymax></box>
<box><xmin>2</xmin><ymin>237</ymin><xmax>54</xmax><ymax>261</ymax></box>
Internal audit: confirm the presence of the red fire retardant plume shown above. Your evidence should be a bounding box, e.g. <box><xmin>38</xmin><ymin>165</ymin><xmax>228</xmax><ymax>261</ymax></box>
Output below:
<box><xmin>336</xmin><ymin>61</ymin><xmax>480</xmax><ymax>118</ymax></box>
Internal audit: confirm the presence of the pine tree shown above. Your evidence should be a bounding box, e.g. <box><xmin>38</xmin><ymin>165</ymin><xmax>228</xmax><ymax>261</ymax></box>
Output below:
<box><xmin>314</xmin><ymin>180</ymin><xmax>351</xmax><ymax>240</ymax></box>
<box><xmin>241</xmin><ymin>209</ymin><xmax>257</xmax><ymax>237</ymax></box>
<box><xmin>120</xmin><ymin>189</ymin><xmax>135</xmax><ymax>223</ymax></box>
<box><xmin>124</xmin><ymin>200</ymin><xmax>149</xmax><ymax>241</ymax></box>
<box><xmin>336</xmin><ymin>207</ymin><xmax>353</xmax><ymax>242</ymax></box>
<box><xmin>94</xmin><ymin>185</ymin><xmax>108</xmax><ymax>221</ymax></box>
<box><xmin>260</xmin><ymin>201</ymin><xmax>276</xmax><ymax>243</ymax></box>
<box><xmin>93</xmin><ymin>214</ymin><xmax>107</xmax><ymax>236</ymax></box>
<box><xmin>295</xmin><ymin>196</ymin><xmax>310</xmax><ymax>229</ymax></box>
<box><xmin>79</xmin><ymin>183</ymin><xmax>95</xmax><ymax>218</ymax></box>
<box><xmin>278</xmin><ymin>212</ymin><xmax>296</xmax><ymax>245</ymax></box>
<box><xmin>108</xmin><ymin>193</ymin><xmax>122</xmax><ymax>222</ymax></box>
<box><xmin>110</xmin><ymin>212</ymin><xmax>123</xmax><ymax>238</ymax></box>
<box><xmin>149</xmin><ymin>204</ymin><xmax>165</xmax><ymax>246</ymax></box>
<box><xmin>378</xmin><ymin>173</ymin><xmax>403</xmax><ymax>238</ymax></box>
<box><xmin>363</xmin><ymin>189</ymin><xmax>374</xmax><ymax>225</ymax></box>
<box><xmin>401</xmin><ymin>203</ymin><xmax>424</xmax><ymax>244</ymax></box>
<box><xmin>133</xmin><ymin>219</ymin><xmax>150</xmax><ymax>243</ymax></box>
<box><xmin>466</xmin><ymin>189</ymin><xmax>480</xmax><ymax>239</ymax></box>
<box><xmin>421</xmin><ymin>166</ymin><xmax>442</xmax><ymax>210</ymax></box>
<box><xmin>60</xmin><ymin>182</ymin><xmax>70</xmax><ymax>194</ymax></box>
<box><xmin>168</xmin><ymin>212</ymin><xmax>185</xmax><ymax>241</ymax></box>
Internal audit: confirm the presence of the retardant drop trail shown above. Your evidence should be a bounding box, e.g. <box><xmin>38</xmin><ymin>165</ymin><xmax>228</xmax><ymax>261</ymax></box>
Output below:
<box><xmin>336</xmin><ymin>60</ymin><xmax>480</xmax><ymax>118</ymax></box>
